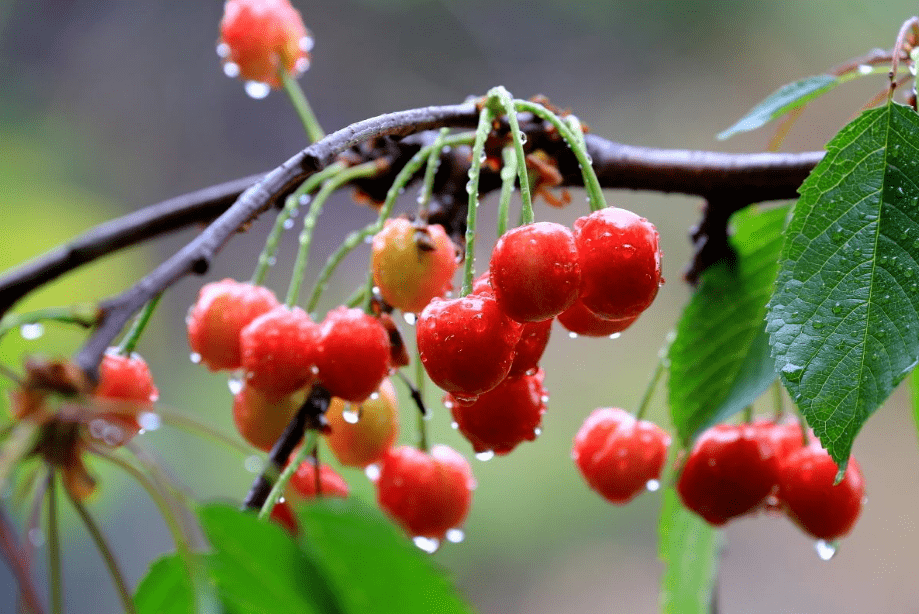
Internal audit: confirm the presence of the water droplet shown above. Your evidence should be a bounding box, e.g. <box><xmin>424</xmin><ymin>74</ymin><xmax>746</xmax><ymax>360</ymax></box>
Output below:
<box><xmin>782</xmin><ymin>364</ymin><xmax>804</xmax><ymax>382</ymax></box>
<box><xmin>413</xmin><ymin>536</ymin><xmax>440</xmax><ymax>553</ymax></box>
<box><xmin>19</xmin><ymin>323</ymin><xmax>44</xmax><ymax>340</ymax></box>
<box><xmin>814</xmin><ymin>539</ymin><xmax>837</xmax><ymax>560</ymax></box>
<box><xmin>295</xmin><ymin>57</ymin><xmax>311</xmax><ymax>73</ymax></box>
<box><xmin>138</xmin><ymin>412</ymin><xmax>161</xmax><ymax>431</ymax></box>
<box><xmin>299</xmin><ymin>35</ymin><xmax>315</xmax><ymax>52</ymax></box>
<box><xmin>216</xmin><ymin>42</ymin><xmax>231</xmax><ymax>58</ymax></box>
<box><xmin>608</xmin><ymin>332</ymin><xmax>622</xmax><ymax>340</ymax></box>
<box><xmin>365</xmin><ymin>464</ymin><xmax>381</xmax><ymax>481</ymax></box>
<box><xmin>298</xmin><ymin>194</ymin><xmax>312</xmax><ymax>207</ymax></box>
<box><xmin>539</xmin><ymin>395</ymin><xmax>549</xmax><ymax>404</ymax></box>
<box><xmin>568</xmin><ymin>332</ymin><xmax>578</xmax><ymax>339</ymax></box>
<box><xmin>446</xmin><ymin>528</ymin><xmax>465</xmax><ymax>543</ymax></box>
<box><xmin>450</xmin><ymin>420</ymin><xmax>459</xmax><ymax>429</ymax></box>
<box><xmin>403</xmin><ymin>312</ymin><xmax>417</xmax><ymax>325</ymax></box>
<box><xmin>475</xmin><ymin>450</ymin><xmax>495</xmax><ymax>462</ymax></box>
<box><xmin>832</xmin><ymin>303</ymin><xmax>843</xmax><ymax>315</ymax></box>
<box><xmin>244</xmin><ymin>455</ymin><xmax>264</xmax><ymax>473</ymax></box>
<box><xmin>343</xmin><ymin>405</ymin><xmax>360</xmax><ymax>424</ymax></box>
<box><xmin>813</xmin><ymin>321</ymin><xmax>825</xmax><ymax>330</ymax></box>
<box><xmin>228</xmin><ymin>374</ymin><xmax>244</xmax><ymax>395</ymax></box>
<box><xmin>222</xmin><ymin>62</ymin><xmax>241</xmax><ymax>79</ymax></box>
<box><xmin>190</xmin><ymin>352</ymin><xmax>202</xmax><ymax>364</ymax></box>
<box><xmin>28</xmin><ymin>528</ymin><xmax>45</xmax><ymax>547</ymax></box>
<box><xmin>857</xmin><ymin>64</ymin><xmax>873</xmax><ymax>75</ymax></box>
<box><xmin>244</xmin><ymin>81</ymin><xmax>271</xmax><ymax>99</ymax></box>
<box><xmin>645</xmin><ymin>479</ymin><xmax>661</xmax><ymax>492</ymax></box>
<box><xmin>283</xmin><ymin>218</ymin><xmax>295</xmax><ymax>230</ymax></box>
<box><xmin>533</xmin><ymin>427</ymin><xmax>542</xmax><ymax>436</ymax></box>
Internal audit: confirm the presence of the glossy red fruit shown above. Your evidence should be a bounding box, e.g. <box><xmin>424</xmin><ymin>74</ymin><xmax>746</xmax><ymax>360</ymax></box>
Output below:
<box><xmin>288</xmin><ymin>460</ymin><xmax>350</xmax><ymax>500</ymax></box>
<box><xmin>232</xmin><ymin>384</ymin><xmax>307</xmax><ymax>452</ymax></box>
<box><xmin>372</xmin><ymin>218</ymin><xmax>458</xmax><ymax>313</ymax></box>
<box><xmin>557</xmin><ymin>298</ymin><xmax>638</xmax><ymax>337</ymax></box>
<box><xmin>270</xmin><ymin>501</ymin><xmax>299</xmax><ymax>534</ymax></box>
<box><xmin>447</xmin><ymin>369</ymin><xmax>548</xmax><ymax>455</ymax></box>
<box><xmin>572</xmin><ymin>408</ymin><xmax>670</xmax><ymax>504</ymax></box>
<box><xmin>187</xmin><ymin>279</ymin><xmax>280</xmax><ymax>371</ymax></box>
<box><xmin>573</xmin><ymin>208</ymin><xmax>662</xmax><ymax>320</ymax></box>
<box><xmin>508</xmin><ymin>319</ymin><xmax>552</xmax><ymax>377</ymax></box>
<box><xmin>416</xmin><ymin>295</ymin><xmax>522</xmax><ymax>401</ymax></box>
<box><xmin>778</xmin><ymin>446</ymin><xmax>865</xmax><ymax>540</ymax></box>
<box><xmin>676</xmin><ymin>423</ymin><xmax>780</xmax><ymax>525</ymax></box>
<box><xmin>489</xmin><ymin>222</ymin><xmax>580</xmax><ymax>323</ymax></box>
<box><xmin>376</xmin><ymin>445</ymin><xmax>475</xmax><ymax>539</ymax></box>
<box><xmin>91</xmin><ymin>351</ymin><xmax>160</xmax><ymax>445</ymax></box>
<box><xmin>219</xmin><ymin>0</ymin><xmax>311</xmax><ymax>88</ymax></box>
<box><xmin>316</xmin><ymin>307</ymin><xmax>391</xmax><ymax>403</ymax></box>
<box><xmin>240</xmin><ymin>306</ymin><xmax>320</xmax><ymax>399</ymax></box>
<box><xmin>324</xmin><ymin>378</ymin><xmax>399</xmax><ymax>467</ymax></box>
<box><xmin>752</xmin><ymin>418</ymin><xmax>806</xmax><ymax>512</ymax></box>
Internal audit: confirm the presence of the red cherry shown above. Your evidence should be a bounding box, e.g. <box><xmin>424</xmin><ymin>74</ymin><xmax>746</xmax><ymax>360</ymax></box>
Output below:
<box><xmin>573</xmin><ymin>208</ymin><xmax>662</xmax><ymax>320</ymax></box>
<box><xmin>90</xmin><ymin>351</ymin><xmax>160</xmax><ymax>445</ymax></box>
<box><xmin>270</xmin><ymin>500</ymin><xmax>299</xmax><ymax>535</ymax></box>
<box><xmin>416</xmin><ymin>295</ymin><xmax>522</xmax><ymax>400</ymax></box>
<box><xmin>240</xmin><ymin>306</ymin><xmax>321</xmax><ymax>398</ymax></box>
<box><xmin>324</xmin><ymin>378</ymin><xmax>399</xmax><ymax>467</ymax></box>
<box><xmin>777</xmin><ymin>446</ymin><xmax>865</xmax><ymax>540</ymax></box>
<box><xmin>288</xmin><ymin>460</ymin><xmax>350</xmax><ymax>500</ymax></box>
<box><xmin>751</xmin><ymin>418</ymin><xmax>806</xmax><ymax>513</ymax></box>
<box><xmin>371</xmin><ymin>218</ymin><xmax>458</xmax><ymax>313</ymax></box>
<box><xmin>508</xmin><ymin>319</ymin><xmax>552</xmax><ymax>377</ymax></box>
<box><xmin>676</xmin><ymin>423</ymin><xmax>779</xmax><ymax>526</ymax></box>
<box><xmin>187</xmin><ymin>279</ymin><xmax>280</xmax><ymax>371</ymax></box>
<box><xmin>316</xmin><ymin>307</ymin><xmax>391</xmax><ymax>403</ymax></box>
<box><xmin>557</xmin><ymin>298</ymin><xmax>638</xmax><ymax>337</ymax></box>
<box><xmin>376</xmin><ymin>445</ymin><xmax>475</xmax><ymax>540</ymax></box>
<box><xmin>489</xmin><ymin>222</ymin><xmax>580</xmax><ymax>322</ymax></box>
<box><xmin>447</xmin><ymin>369</ymin><xmax>548</xmax><ymax>455</ymax></box>
<box><xmin>219</xmin><ymin>0</ymin><xmax>310</xmax><ymax>88</ymax></box>
<box><xmin>572</xmin><ymin>408</ymin><xmax>670</xmax><ymax>504</ymax></box>
<box><xmin>232</xmin><ymin>384</ymin><xmax>307</xmax><ymax>452</ymax></box>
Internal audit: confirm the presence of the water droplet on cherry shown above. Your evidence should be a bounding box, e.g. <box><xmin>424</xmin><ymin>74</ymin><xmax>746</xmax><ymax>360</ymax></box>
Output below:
<box><xmin>413</xmin><ymin>536</ymin><xmax>440</xmax><ymax>553</ymax></box>
<box><xmin>19</xmin><ymin>323</ymin><xmax>44</xmax><ymax>340</ymax></box>
<box><xmin>446</xmin><ymin>528</ymin><xmax>465</xmax><ymax>543</ymax></box>
<box><xmin>244</xmin><ymin>81</ymin><xmax>271</xmax><ymax>99</ymax></box>
<box><xmin>475</xmin><ymin>450</ymin><xmax>495</xmax><ymax>462</ymax></box>
<box><xmin>814</xmin><ymin>539</ymin><xmax>837</xmax><ymax>561</ymax></box>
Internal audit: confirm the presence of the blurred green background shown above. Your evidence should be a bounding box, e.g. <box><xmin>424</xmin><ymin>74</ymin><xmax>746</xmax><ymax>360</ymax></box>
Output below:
<box><xmin>2</xmin><ymin>1</ymin><xmax>919</xmax><ymax>612</ymax></box>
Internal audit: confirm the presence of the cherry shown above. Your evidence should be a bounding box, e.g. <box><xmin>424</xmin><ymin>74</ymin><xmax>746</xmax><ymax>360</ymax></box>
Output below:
<box><xmin>751</xmin><ymin>418</ymin><xmax>806</xmax><ymax>512</ymax></box>
<box><xmin>417</xmin><ymin>295</ymin><xmax>522</xmax><ymax>401</ymax></box>
<box><xmin>288</xmin><ymin>459</ymin><xmax>350</xmax><ymax>500</ymax></box>
<box><xmin>240</xmin><ymin>306</ymin><xmax>321</xmax><ymax>399</ymax></box>
<box><xmin>446</xmin><ymin>369</ymin><xmax>548</xmax><ymax>455</ymax></box>
<box><xmin>90</xmin><ymin>351</ymin><xmax>160</xmax><ymax>445</ymax></box>
<box><xmin>375</xmin><ymin>445</ymin><xmax>475</xmax><ymax>540</ymax></box>
<box><xmin>371</xmin><ymin>218</ymin><xmax>458</xmax><ymax>313</ymax></box>
<box><xmin>219</xmin><ymin>0</ymin><xmax>310</xmax><ymax>88</ymax></box>
<box><xmin>316</xmin><ymin>307</ymin><xmax>391</xmax><ymax>403</ymax></box>
<box><xmin>232</xmin><ymin>384</ymin><xmax>307</xmax><ymax>452</ymax></box>
<box><xmin>573</xmin><ymin>207</ymin><xmax>662</xmax><ymax>320</ymax></box>
<box><xmin>324</xmin><ymin>378</ymin><xmax>399</xmax><ymax>467</ymax></box>
<box><xmin>777</xmin><ymin>445</ymin><xmax>865</xmax><ymax>540</ymax></box>
<box><xmin>489</xmin><ymin>222</ymin><xmax>580</xmax><ymax>323</ymax></box>
<box><xmin>187</xmin><ymin>279</ymin><xmax>280</xmax><ymax>371</ymax></box>
<box><xmin>270</xmin><ymin>501</ymin><xmax>299</xmax><ymax>534</ymax></box>
<box><xmin>572</xmin><ymin>408</ymin><xmax>670</xmax><ymax>504</ymax></box>
<box><xmin>676</xmin><ymin>423</ymin><xmax>779</xmax><ymax>525</ymax></box>
<box><xmin>557</xmin><ymin>298</ymin><xmax>638</xmax><ymax>337</ymax></box>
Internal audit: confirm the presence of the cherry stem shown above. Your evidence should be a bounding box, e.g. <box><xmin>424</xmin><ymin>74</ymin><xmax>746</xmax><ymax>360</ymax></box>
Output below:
<box><xmin>65</xmin><ymin>491</ymin><xmax>136</xmax><ymax>614</ymax></box>
<box><xmin>0</xmin><ymin>495</ymin><xmax>45</xmax><ymax>614</ymax></box>
<box><xmin>771</xmin><ymin>379</ymin><xmax>785</xmax><ymax>420</ymax></box>
<box><xmin>489</xmin><ymin>87</ymin><xmax>533</xmax><ymax>225</ymax></box>
<box><xmin>417</xmin><ymin>128</ymin><xmax>450</xmax><ymax>219</ymax></box>
<box><xmin>46</xmin><ymin>471</ymin><xmax>63</xmax><ymax>614</ymax></box>
<box><xmin>461</xmin><ymin>104</ymin><xmax>496</xmax><ymax>297</ymax></box>
<box><xmin>635</xmin><ymin>354</ymin><xmax>666</xmax><ymax>422</ymax></box>
<box><xmin>116</xmin><ymin>293</ymin><xmax>161</xmax><ymax>356</ymax></box>
<box><xmin>0</xmin><ymin>304</ymin><xmax>99</xmax><ymax>343</ymax></box>
<box><xmin>513</xmin><ymin>99</ymin><xmax>606</xmax><ymax>213</ymax></box>
<box><xmin>251</xmin><ymin>162</ymin><xmax>346</xmax><ymax>287</ymax></box>
<box><xmin>257</xmin><ymin>430</ymin><xmax>318</xmax><ymax>521</ymax></box>
<box><xmin>279</xmin><ymin>69</ymin><xmax>325</xmax><ymax>144</ymax></box>
<box><xmin>312</xmin><ymin>443</ymin><xmax>322</xmax><ymax>497</ymax></box>
<box><xmin>286</xmin><ymin>160</ymin><xmax>382</xmax><ymax>307</ymax></box>
<box><xmin>742</xmin><ymin>404</ymin><xmax>754</xmax><ymax>423</ymax></box>
<box><xmin>497</xmin><ymin>145</ymin><xmax>517</xmax><ymax>237</ymax></box>
<box><xmin>154</xmin><ymin>409</ymin><xmax>254</xmax><ymax>457</ymax></box>
<box><xmin>397</xmin><ymin>365</ymin><xmax>429</xmax><ymax>452</ymax></box>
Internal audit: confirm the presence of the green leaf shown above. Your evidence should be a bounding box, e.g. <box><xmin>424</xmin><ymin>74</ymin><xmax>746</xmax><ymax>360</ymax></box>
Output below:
<box><xmin>134</xmin><ymin>556</ymin><xmax>194</xmax><ymax>614</ymax></box>
<box><xmin>198</xmin><ymin>504</ymin><xmax>343</xmax><ymax>614</ymax></box>
<box><xmin>296</xmin><ymin>498</ymin><xmax>474</xmax><ymax>614</ymax></box>
<box><xmin>911</xmin><ymin>371</ymin><xmax>919</xmax><ymax>448</ymax></box>
<box><xmin>668</xmin><ymin>205</ymin><xmax>788</xmax><ymax>444</ymax></box>
<box><xmin>658</xmin><ymin>489</ymin><xmax>721</xmax><ymax>614</ymax></box>
<box><xmin>717</xmin><ymin>74</ymin><xmax>837</xmax><ymax>140</ymax></box>
<box><xmin>767</xmin><ymin>103</ymin><xmax>919</xmax><ymax>471</ymax></box>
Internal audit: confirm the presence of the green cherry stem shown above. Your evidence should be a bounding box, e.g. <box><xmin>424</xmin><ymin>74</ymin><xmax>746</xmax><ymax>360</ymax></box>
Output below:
<box><xmin>417</xmin><ymin>128</ymin><xmax>450</xmax><ymax>219</ymax></box>
<box><xmin>513</xmin><ymin>99</ymin><xmax>607</xmax><ymax>213</ymax></box>
<box><xmin>285</xmin><ymin>160</ymin><xmax>382</xmax><ymax>307</ymax></box>
<box><xmin>279</xmin><ymin>69</ymin><xmax>325</xmax><ymax>144</ymax></box>
<box><xmin>634</xmin><ymin>352</ymin><xmax>667</xmax><ymax>422</ymax></box>
<box><xmin>116</xmin><ymin>293</ymin><xmax>161</xmax><ymax>356</ymax></box>
<box><xmin>742</xmin><ymin>404</ymin><xmax>754</xmax><ymax>423</ymax></box>
<box><xmin>488</xmin><ymin>87</ymin><xmax>533</xmax><ymax>225</ymax></box>
<box><xmin>415</xmin><ymin>355</ymin><xmax>429</xmax><ymax>452</ymax></box>
<box><xmin>0</xmin><ymin>304</ymin><xmax>99</xmax><ymax>342</ymax></box>
<box><xmin>497</xmin><ymin>145</ymin><xmax>517</xmax><ymax>237</ymax></box>
<box><xmin>251</xmin><ymin>162</ymin><xmax>346</xmax><ymax>286</ymax></box>
<box><xmin>257</xmin><ymin>430</ymin><xmax>318</xmax><ymax>521</ymax></box>
<box><xmin>65</xmin><ymin>492</ymin><xmax>136</xmax><ymax>614</ymax></box>
<box><xmin>47</xmin><ymin>471</ymin><xmax>63</xmax><ymax>614</ymax></box>
<box><xmin>461</xmin><ymin>104</ymin><xmax>496</xmax><ymax>297</ymax></box>
<box><xmin>771</xmin><ymin>379</ymin><xmax>785</xmax><ymax>420</ymax></box>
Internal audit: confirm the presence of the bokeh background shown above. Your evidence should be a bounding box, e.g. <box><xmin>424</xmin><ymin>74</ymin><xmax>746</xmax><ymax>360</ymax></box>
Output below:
<box><xmin>2</xmin><ymin>1</ymin><xmax>919</xmax><ymax>612</ymax></box>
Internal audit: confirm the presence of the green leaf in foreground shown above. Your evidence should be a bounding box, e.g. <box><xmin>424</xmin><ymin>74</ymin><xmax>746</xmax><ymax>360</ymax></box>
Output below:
<box><xmin>767</xmin><ymin>103</ymin><xmax>919</xmax><ymax>471</ymax></box>
<box><xmin>296</xmin><ymin>498</ymin><xmax>474</xmax><ymax>614</ymax></box>
<box><xmin>668</xmin><ymin>205</ymin><xmax>788</xmax><ymax>444</ymax></box>
<box><xmin>717</xmin><ymin>74</ymin><xmax>837</xmax><ymax>140</ymax></box>
<box><xmin>658</xmin><ymin>488</ymin><xmax>721</xmax><ymax>614</ymax></box>
<box><xmin>134</xmin><ymin>556</ymin><xmax>195</xmax><ymax>614</ymax></box>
